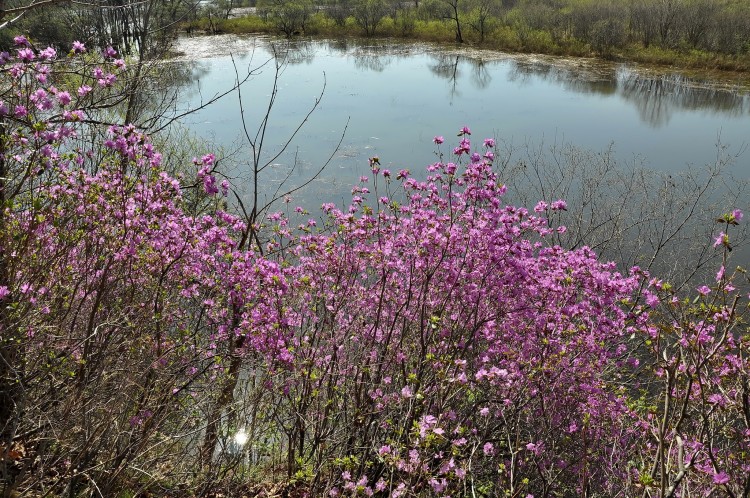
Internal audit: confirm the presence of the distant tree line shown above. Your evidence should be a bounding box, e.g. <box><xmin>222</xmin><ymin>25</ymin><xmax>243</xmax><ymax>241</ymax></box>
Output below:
<box><xmin>3</xmin><ymin>0</ymin><xmax>749</xmax><ymax>61</ymax></box>
<box><xmin>250</xmin><ymin>0</ymin><xmax>750</xmax><ymax>57</ymax></box>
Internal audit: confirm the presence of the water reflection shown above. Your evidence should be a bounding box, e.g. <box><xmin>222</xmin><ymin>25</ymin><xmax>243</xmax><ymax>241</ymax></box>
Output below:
<box><xmin>471</xmin><ymin>60</ymin><xmax>492</xmax><ymax>90</ymax></box>
<box><xmin>618</xmin><ymin>71</ymin><xmax>750</xmax><ymax>127</ymax></box>
<box><xmin>171</xmin><ymin>34</ymin><xmax>749</xmax><ymax>275</ymax></box>
<box><xmin>428</xmin><ymin>55</ymin><xmax>461</xmax><ymax>98</ymax></box>
<box><xmin>352</xmin><ymin>51</ymin><xmax>391</xmax><ymax>72</ymax></box>
<box><xmin>175</xmin><ymin>35</ymin><xmax>749</xmax><ymax>128</ymax></box>
<box><xmin>274</xmin><ymin>39</ymin><xmax>316</xmax><ymax>65</ymax></box>
<box><xmin>172</xmin><ymin>34</ymin><xmax>750</xmax><ymax>177</ymax></box>
<box><xmin>507</xmin><ymin>61</ymin><xmax>617</xmax><ymax>96</ymax></box>
<box><xmin>507</xmin><ymin>60</ymin><xmax>750</xmax><ymax>127</ymax></box>
<box><xmin>428</xmin><ymin>54</ymin><xmax>494</xmax><ymax>98</ymax></box>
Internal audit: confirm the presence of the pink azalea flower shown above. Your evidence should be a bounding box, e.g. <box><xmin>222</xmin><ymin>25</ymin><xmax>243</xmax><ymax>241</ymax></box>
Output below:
<box><xmin>550</xmin><ymin>199</ymin><xmax>567</xmax><ymax>210</ymax></box>
<box><xmin>714</xmin><ymin>232</ymin><xmax>727</xmax><ymax>248</ymax></box>
<box><xmin>39</xmin><ymin>47</ymin><xmax>57</xmax><ymax>60</ymax></box>
<box><xmin>713</xmin><ymin>471</ymin><xmax>730</xmax><ymax>485</ymax></box>
<box><xmin>57</xmin><ymin>91</ymin><xmax>71</xmax><ymax>106</ymax></box>
<box><xmin>17</xmin><ymin>48</ymin><xmax>34</xmax><ymax>62</ymax></box>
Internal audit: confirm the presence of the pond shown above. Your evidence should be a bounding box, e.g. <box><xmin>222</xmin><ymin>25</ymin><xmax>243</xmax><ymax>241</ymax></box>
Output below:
<box><xmin>171</xmin><ymin>35</ymin><xmax>750</xmax><ymax>280</ymax></box>
<box><xmin>172</xmin><ymin>35</ymin><xmax>749</xmax><ymax>202</ymax></box>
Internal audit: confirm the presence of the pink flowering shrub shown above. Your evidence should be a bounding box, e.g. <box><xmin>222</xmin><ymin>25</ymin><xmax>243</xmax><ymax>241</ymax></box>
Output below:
<box><xmin>623</xmin><ymin>224</ymin><xmax>750</xmax><ymax>497</ymax></box>
<box><xmin>1</xmin><ymin>38</ymin><xmax>749</xmax><ymax>497</ymax></box>
<box><xmin>0</xmin><ymin>40</ymin><xmax>272</xmax><ymax>494</ymax></box>
<box><xmin>263</xmin><ymin>138</ymin><xmax>647</xmax><ymax>496</ymax></box>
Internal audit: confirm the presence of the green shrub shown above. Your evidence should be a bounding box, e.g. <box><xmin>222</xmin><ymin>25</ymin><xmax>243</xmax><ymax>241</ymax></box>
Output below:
<box><xmin>414</xmin><ymin>19</ymin><xmax>453</xmax><ymax>42</ymax></box>
<box><xmin>395</xmin><ymin>9</ymin><xmax>417</xmax><ymax>37</ymax></box>
<box><xmin>378</xmin><ymin>16</ymin><xmax>397</xmax><ymax>36</ymax></box>
<box><xmin>214</xmin><ymin>15</ymin><xmax>272</xmax><ymax>34</ymax></box>
<box><xmin>488</xmin><ymin>25</ymin><xmax>521</xmax><ymax>51</ymax></box>
<box><xmin>519</xmin><ymin>28</ymin><xmax>556</xmax><ymax>53</ymax></box>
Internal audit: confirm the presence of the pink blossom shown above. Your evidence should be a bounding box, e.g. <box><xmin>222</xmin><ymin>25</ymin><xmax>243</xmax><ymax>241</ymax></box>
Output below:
<box><xmin>534</xmin><ymin>201</ymin><xmax>548</xmax><ymax>213</ymax></box>
<box><xmin>39</xmin><ymin>47</ymin><xmax>57</xmax><ymax>60</ymax></box>
<box><xmin>713</xmin><ymin>471</ymin><xmax>730</xmax><ymax>485</ymax></box>
<box><xmin>644</xmin><ymin>291</ymin><xmax>659</xmax><ymax>307</ymax></box>
<box><xmin>714</xmin><ymin>231</ymin><xmax>728</xmax><ymax>248</ymax></box>
<box><xmin>17</xmin><ymin>48</ymin><xmax>34</xmax><ymax>62</ymax></box>
<box><xmin>57</xmin><ymin>91</ymin><xmax>71</xmax><ymax>106</ymax></box>
<box><xmin>550</xmin><ymin>199</ymin><xmax>567</xmax><ymax>210</ymax></box>
<box><xmin>716</xmin><ymin>265</ymin><xmax>725</xmax><ymax>282</ymax></box>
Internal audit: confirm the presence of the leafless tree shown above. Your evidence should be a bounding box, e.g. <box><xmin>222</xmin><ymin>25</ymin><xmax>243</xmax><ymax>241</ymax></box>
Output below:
<box><xmin>197</xmin><ymin>46</ymin><xmax>347</xmax><ymax>476</ymax></box>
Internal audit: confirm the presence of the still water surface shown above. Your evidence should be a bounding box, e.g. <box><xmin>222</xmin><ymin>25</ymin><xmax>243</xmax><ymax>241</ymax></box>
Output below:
<box><xmin>172</xmin><ymin>35</ymin><xmax>750</xmax><ymax>208</ymax></box>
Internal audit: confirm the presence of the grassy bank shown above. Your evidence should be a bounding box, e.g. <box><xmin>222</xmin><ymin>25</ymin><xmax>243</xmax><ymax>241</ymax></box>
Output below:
<box><xmin>183</xmin><ymin>12</ymin><xmax>750</xmax><ymax>76</ymax></box>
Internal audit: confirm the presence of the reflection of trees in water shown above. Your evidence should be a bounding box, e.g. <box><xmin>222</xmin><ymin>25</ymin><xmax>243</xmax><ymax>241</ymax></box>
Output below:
<box><xmin>618</xmin><ymin>71</ymin><xmax>750</xmax><ymax>127</ymax></box>
<box><xmin>471</xmin><ymin>60</ymin><xmax>491</xmax><ymax>90</ymax></box>
<box><xmin>268</xmin><ymin>39</ymin><xmax>316</xmax><ymax>65</ymax></box>
<box><xmin>127</xmin><ymin>60</ymin><xmax>201</xmax><ymax>130</ymax></box>
<box><xmin>314</xmin><ymin>39</ymin><xmax>405</xmax><ymax>72</ymax></box>
<box><xmin>506</xmin><ymin>60</ymin><xmax>749</xmax><ymax>127</ymax></box>
<box><xmin>353</xmin><ymin>52</ymin><xmax>392</xmax><ymax>72</ymax></box>
<box><xmin>326</xmin><ymin>38</ymin><xmax>351</xmax><ymax>55</ymax></box>
<box><xmin>323</xmin><ymin>39</ymin><xmax>439</xmax><ymax>73</ymax></box>
<box><xmin>428</xmin><ymin>54</ymin><xmax>494</xmax><ymax>99</ymax></box>
<box><xmin>508</xmin><ymin>61</ymin><xmax>618</xmax><ymax>96</ymax></box>
<box><xmin>429</xmin><ymin>55</ymin><xmax>460</xmax><ymax>101</ymax></box>
<box><xmin>429</xmin><ymin>55</ymin><xmax>460</xmax><ymax>80</ymax></box>
<box><xmin>348</xmin><ymin>40</ymin><xmax>425</xmax><ymax>72</ymax></box>
<box><xmin>165</xmin><ymin>60</ymin><xmax>217</xmax><ymax>114</ymax></box>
